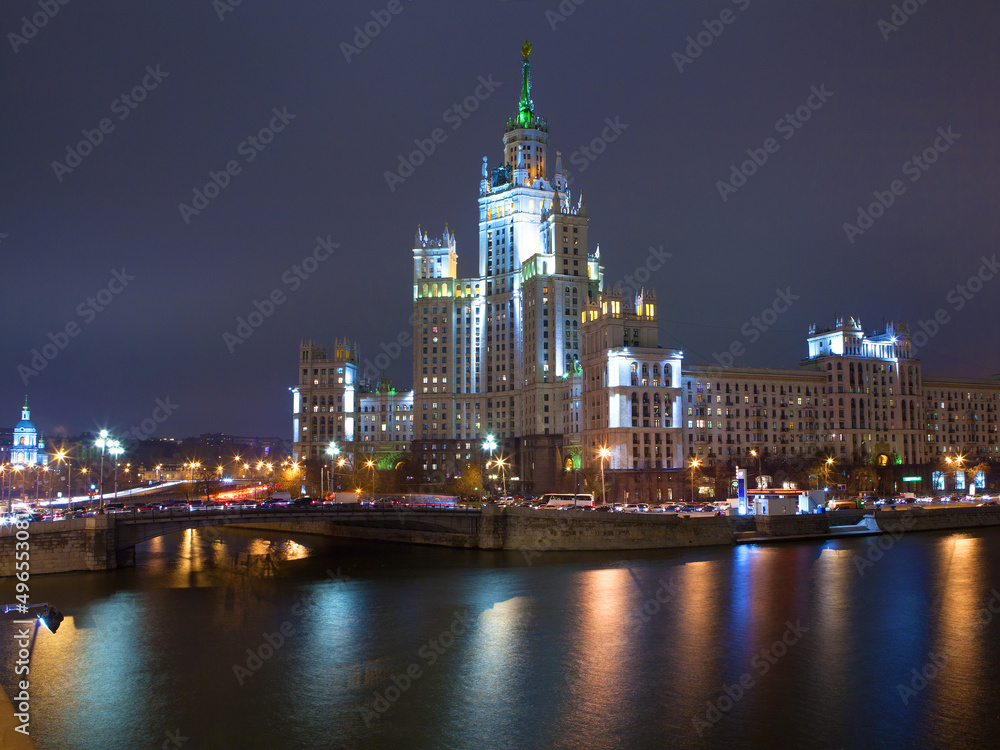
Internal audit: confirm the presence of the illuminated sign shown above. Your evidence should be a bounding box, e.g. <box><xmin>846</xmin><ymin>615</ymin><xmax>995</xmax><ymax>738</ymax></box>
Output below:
<box><xmin>902</xmin><ymin>476</ymin><xmax>922</xmax><ymax>482</ymax></box>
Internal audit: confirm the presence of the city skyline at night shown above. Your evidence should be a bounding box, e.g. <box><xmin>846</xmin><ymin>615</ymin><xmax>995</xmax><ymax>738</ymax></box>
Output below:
<box><xmin>3</xmin><ymin>2</ymin><xmax>998</xmax><ymax>443</ymax></box>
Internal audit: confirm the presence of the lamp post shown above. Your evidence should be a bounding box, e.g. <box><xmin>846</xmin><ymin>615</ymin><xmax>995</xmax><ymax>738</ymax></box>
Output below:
<box><xmin>490</xmin><ymin>455</ymin><xmax>509</xmax><ymax>499</ymax></box>
<box><xmin>598</xmin><ymin>447</ymin><xmax>610</xmax><ymax>505</ymax></box>
<box><xmin>946</xmin><ymin>454</ymin><xmax>965</xmax><ymax>493</ymax></box>
<box><xmin>750</xmin><ymin>449</ymin><xmax>763</xmax><ymax>490</ymax></box>
<box><xmin>109</xmin><ymin>443</ymin><xmax>124</xmax><ymax>501</ymax></box>
<box><xmin>366</xmin><ymin>459</ymin><xmax>376</xmax><ymax>503</ymax></box>
<box><xmin>482</xmin><ymin>434</ymin><xmax>498</xmax><ymax>499</ymax></box>
<box><xmin>825</xmin><ymin>456</ymin><xmax>835</xmax><ymax>492</ymax></box>
<box><xmin>54</xmin><ymin>451</ymin><xmax>70</xmax><ymax>504</ymax></box>
<box><xmin>94</xmin><ymin>429</ymin><xmax>111</xmax><ymax>511</ymax></box>
<box><xmin>690</xmin><ymin>457</ymin><xmax>701</xmax><ymax>504</ymax></box>
<box><xmin>326</xmin><ymin>442</ymin><xmax>341</xmax><ymax>499</ymax></box>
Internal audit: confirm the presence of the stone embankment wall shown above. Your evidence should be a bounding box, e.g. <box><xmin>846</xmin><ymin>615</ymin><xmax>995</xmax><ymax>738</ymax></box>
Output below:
<box><xmin>478</xmin><ymin>506</ymin><xmax>736</xmax><ymax>550</ymax></box>
<box><xmin>0</xmin><ymin>517</ymin><xmax>115</xmax><ymax>577</ymax></box>
<box><xmin>876</xmin><ymin>506</ymin><xmax>1000</xmax><ymax>532</ymax></box>
<box><xmin>755</xmin><ymin>514</ymin><xmax>830</xmax><ymax>537</ymax></box>
<box><xmin>14</xmin><ymin>506</ymin><xmax>1000</xmax><ymax>578</ymax></box>
<box><xmin>232</xmin><ymin>507</ymin><xmax>737</xmax><ymax>551</ymax></box>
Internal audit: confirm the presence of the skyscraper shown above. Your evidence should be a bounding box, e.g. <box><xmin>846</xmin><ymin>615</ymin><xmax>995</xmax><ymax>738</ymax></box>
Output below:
<box><xmin>410</xmin><ymin>41</ymin><xmax>603</xmax><ymax>485</ymax></box>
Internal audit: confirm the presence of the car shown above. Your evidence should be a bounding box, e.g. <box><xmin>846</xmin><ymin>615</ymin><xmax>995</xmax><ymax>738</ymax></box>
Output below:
<box><xmin>977</xmin><ymin>501</ymin><xmax>1000</xmax><ymax>507</ymax></box>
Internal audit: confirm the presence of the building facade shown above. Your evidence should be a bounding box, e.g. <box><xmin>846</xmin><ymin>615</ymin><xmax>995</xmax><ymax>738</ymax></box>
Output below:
<box><xmin>11</xmin><ymin>399</ymin><xmax>47</xmax><ymax>467</ymax></box>
<box><xmin>291</xmin><ymin>44</ymin><xmax>1000</xmax><ymax>498</ymax></box>
<box><xmin>291</xmin><ymin>339</ymin><xmax>413</xmax><ymax>467</ymax></box>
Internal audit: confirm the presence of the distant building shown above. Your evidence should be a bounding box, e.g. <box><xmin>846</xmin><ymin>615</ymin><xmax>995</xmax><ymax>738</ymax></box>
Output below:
<box><xmin>11</xmin><ymin>398</ymin><xmax>46</xmax><ymax>466</ymax></box>
<box><xmin>291</xmin><ymin>339</ymin><xmax>414</xmax><ymax>465</ymax></box>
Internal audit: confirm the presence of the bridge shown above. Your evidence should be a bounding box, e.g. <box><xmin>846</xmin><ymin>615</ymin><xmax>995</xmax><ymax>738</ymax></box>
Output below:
<box><xmin>112</xmin><ymin>506</ymin><xmax>486</xmax><ymax>565</ymax></box>
<box><xmin>0</xmin><ymin>506</ymin><xmax>499</xmax><ymax>575</ymax></box>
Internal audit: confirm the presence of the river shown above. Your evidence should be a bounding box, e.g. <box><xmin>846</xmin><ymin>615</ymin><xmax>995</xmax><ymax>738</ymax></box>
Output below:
<box><xmin>3</xmin><ymin>524</ymin><xmax>1000</xmax><ymax>749</ymax></box>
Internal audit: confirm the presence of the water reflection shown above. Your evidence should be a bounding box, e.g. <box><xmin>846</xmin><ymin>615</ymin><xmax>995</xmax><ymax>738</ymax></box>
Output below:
<box><xmin>6</xmin><ymin>527</ymin><xmax>1000</xmax><ymax>749</ymax></box>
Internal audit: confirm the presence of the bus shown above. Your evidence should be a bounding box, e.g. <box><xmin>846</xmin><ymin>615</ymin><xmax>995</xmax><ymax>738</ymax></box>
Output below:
<box><xmin>541</xmin><ymin>493</ymin><xmax>595</xmax><ymax>508</ymax></box>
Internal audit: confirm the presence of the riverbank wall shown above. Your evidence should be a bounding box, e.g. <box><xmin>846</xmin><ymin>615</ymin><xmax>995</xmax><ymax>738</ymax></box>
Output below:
<box><xmin>11</xmin><ymin>505</ymin><xmax>1000</xmax><ymax>577</ymax></box>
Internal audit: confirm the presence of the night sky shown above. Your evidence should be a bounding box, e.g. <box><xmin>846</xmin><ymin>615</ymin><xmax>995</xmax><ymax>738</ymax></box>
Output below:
<box><xmin>3</xmin><ymin>1</ymin><xmax>998</xmax><ymax>441</ymax></box>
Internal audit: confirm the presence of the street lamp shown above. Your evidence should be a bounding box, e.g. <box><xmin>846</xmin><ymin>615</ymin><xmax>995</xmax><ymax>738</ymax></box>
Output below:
<box><xmin>94</xmin><ymin>429</ymin><xmax>110</xmax><ymax>510</ymax></box>
<box><xmin>690</xmin><ymin>457</ymin><xmax>701</xmax><ymax>503</ymax></box>
<box><xmin>482</xmin><ymin>435</ymin><xmax>498</xmax><ymax>497</ymax></box>
<box><xmin>54</xmin><ymin>450</ymin><xmax>70</xmax><ymax>504</ymax></box>
<box><xmin>750</xmin><ymin>448</ymin><xmax>762</xmax><ymax>489</ymax></box>
<box><xmin>108</xmin><ymin>442</ymin><xmax>124</xmax><ymax>501</ymax></box>
<box><xmin>598</xmin><ymin>447</ymin><xmax>611</xmax><ymax>505</ymax></box>
<box><xmin>825</xmin><ymin>456</ymin><xmax>835</xmax><ymax>491</ymax></box>
<box><xmin>366</xmin><ymin>459</ymin><xmax>376</xmax><ymax>503</ymax></box>
<box><xmin>489</xmin><ymin>455</ymin><xmax>509</xmax><ymax>499</ymax></box>
<box><xmin>326</xmin><ymin>442</ymin><xmax>341</xmax><ymax>498</ymax></box>
<box><xmin>946</xmin><ymin>454</ymin><xmax>965</xmax><ymax>492</ymax></box>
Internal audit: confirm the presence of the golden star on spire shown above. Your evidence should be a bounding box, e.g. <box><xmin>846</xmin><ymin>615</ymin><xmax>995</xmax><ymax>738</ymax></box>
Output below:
<box><xmin>521</xmin><ymin>40</ymin><xmax>532</xmax><ymax>61</ymax></box>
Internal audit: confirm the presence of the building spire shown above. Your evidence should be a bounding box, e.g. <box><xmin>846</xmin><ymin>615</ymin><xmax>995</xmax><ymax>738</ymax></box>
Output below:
<box><xmin>517</xmin><ymin>41</ymin><xmax>533</xmax><ymax>128</ymax></box>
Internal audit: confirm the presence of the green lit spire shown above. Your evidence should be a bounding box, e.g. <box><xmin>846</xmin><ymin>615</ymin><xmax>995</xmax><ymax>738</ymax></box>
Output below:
<box><xmin>505</xmin><ymin>41</ymin><xmax>546</xmax><ymax>133</ymax></box>
<box><xmin>517</xmin><ymin>40</ymin><xmax>533</xmax><ymax>128</ymax></box>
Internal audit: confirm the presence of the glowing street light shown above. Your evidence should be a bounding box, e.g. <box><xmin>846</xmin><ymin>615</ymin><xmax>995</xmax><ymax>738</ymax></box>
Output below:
<box><xmin>750</xmin><ymin>448</ymin><xmax>763</xmax><ymax>489</ymax></box>
<box><xmin>326</xmin><ymin>442</ymin><xmax>341</xmax><ymax>498</ymax></box>
<box><xmin>366</xmin><ymin>459</ymin><xmax>376</xmax><ymax>502</ymax></box>
<box><xmin>94</xmin><ymin>429</ymin><xmax>111</xmax><ymax>511</ymax></box>
<box><xmin>598</xmin><ymin>447</ymin><xmax>611</xmax><ymax>505</ymax></box>
<box><xmin>690</xmin><ymin>457</ymin><xmax>701</xmax><ymax>503</ymax></box>
<box><xmin>482</xmin><ymin>435</ymin><xmax>498</xmax><ymax>498</ymax></box>
<box><xmin>108</xmin><ymin>442</ymin><xmax>124</xmax><ymax>501</ymax></box>
<box><xmin>488</xmin><ymin>455</ymin><xmax>509</xmax><ymax>499</ymax></box>
<box><xmin>946</xmin><ymin>454</ymin><xmax>965</xmax><ymax>492</ymax></box>
<box><xmin>53</xmin><ymin>450</ymin><xmax>71</xmax><ymax>503</ymax></box>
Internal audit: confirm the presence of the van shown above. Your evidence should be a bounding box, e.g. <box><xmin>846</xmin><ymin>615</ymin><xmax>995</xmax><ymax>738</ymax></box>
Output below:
<box><xmin>828</xmin><ymin>498</ymin><xmax>860</xmax><ymax>511</ymax></box>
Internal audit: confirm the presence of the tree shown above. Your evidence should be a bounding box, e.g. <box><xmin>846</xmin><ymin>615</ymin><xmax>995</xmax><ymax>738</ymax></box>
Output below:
<box><xmin>849</xmin><ymin>466</ymin><xmax>877</xmax><ymax>494</ymax></box>
<box><xmin>453</xmin><ymin>462</ymin><xmax>483</xmax><ymax>500</ymax></box>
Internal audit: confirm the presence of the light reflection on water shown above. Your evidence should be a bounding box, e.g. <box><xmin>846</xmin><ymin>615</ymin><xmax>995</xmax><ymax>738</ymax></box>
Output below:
<box><xmin>4</xmin><ymin>526</ymin><xmax>1000</xmax><ymax>749</ymax></box>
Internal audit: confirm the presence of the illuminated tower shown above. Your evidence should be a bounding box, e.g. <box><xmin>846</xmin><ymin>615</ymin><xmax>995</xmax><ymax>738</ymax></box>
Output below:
<box><xmin>411</xmin><ymin>42</ymin><xmax>604</xmax><ymax>488</ymax></box>
<box><xmin>11</xmin><ymin>398</ymin><xmax>45</xmax><ymax>466</ymax></box>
